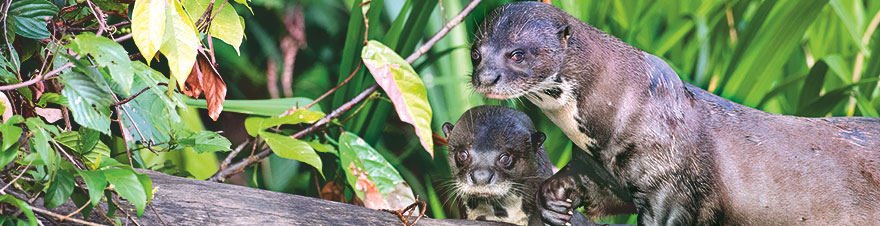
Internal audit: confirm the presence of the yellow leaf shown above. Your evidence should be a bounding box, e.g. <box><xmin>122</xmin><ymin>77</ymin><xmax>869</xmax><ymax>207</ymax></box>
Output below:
<box><xmin>180</xmin><ymin>0</ymin><xmax>244</xmax><ymax>55</ymax></box>
<box><xmin>159</xmin><ymin>0</ymin><xmax>199</xmax><ymax>89</ymax></box>
<box><xmin>131</xmin><ymin>0</ymin><xmax>166</xmax><ymax>64</ymax></box>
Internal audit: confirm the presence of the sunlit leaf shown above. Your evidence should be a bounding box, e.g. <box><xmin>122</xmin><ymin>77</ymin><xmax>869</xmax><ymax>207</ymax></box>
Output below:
<box><xmin>104</xmin><ymin>168</ymin><xmax>147</xmax><ymax>216</ymax></box>
<box><xmin>25</xmin><ymin>118</ymin><xmax>55</xmax><ymax>170</ymax></box>
<box><xmin>159</xmin><ymin>0</ymin><xmax>199</xmax><ymax>89</ymax></box>
<box><xmin>0</xmin><ymin>116</ymin><xmax>22</xmax><ymax>151</ymax></box>
<box><xmin>244</xmin><ymin>108</ymin><xmax>325</xmax><ymax>137</ymax></box>
<box><xmin>132</xmin><ymin>0</ymin><xmax>166</xmax><ymax>63</ymax></box>
<box><xmin>70</xmin><ymin>33</ymin><xmax>134</xmax><ymax>93</ymax></box>
<box><xmin>181</xmin><ymin>0</ymin><xmax>244</xmax><ymax>54</ymax></box>
<box><xmin>361</xmin><ymin>40</ymin><xmax>434</xmax><ymax>157</ymax></box>
<box><xmin>135</xmin><ymin>172</ymin><xmax>153</xmax><ymax>201</ymax></box>
<box><xmin>183</xmin><ymin>97</ymin><xmax>320</xmax><ymax>117</ymax></box>
<box><xmin>259</xmin><ymin>131</ymin><xmax>322</xmax><ymax>176</ymax></box>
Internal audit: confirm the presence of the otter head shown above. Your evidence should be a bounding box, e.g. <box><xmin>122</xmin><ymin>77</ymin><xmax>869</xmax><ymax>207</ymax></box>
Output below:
<box><xmin>470</xmin><ymin>2</ymin><xmax>572</xmax><ymax>100</ymax></box>
<box><xmin>442</xmin><ymin>106</ymin><xmax>546</xmax><ymax>199</ymax></box>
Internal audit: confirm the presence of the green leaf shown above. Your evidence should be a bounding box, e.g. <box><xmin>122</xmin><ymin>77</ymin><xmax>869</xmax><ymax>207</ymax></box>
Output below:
<box><xmin>61</xmin><ymin>70</ymin><xmax>114</xmax><ymax>135</ymax></box>
<box><xmin>25</xmin><ymin>118</ymin><xmax>55</xmax><ymax>170</ymax></box>
<box><xmin>178</xmin><ymin>130</ymin><xmax>232</xmax><ymax>153</ymax></box>
<box><xmin>361</xmin><ymin>40</ymin><xmax>434</xmax><ymax>156</ymax></box>
<box><xmin>244</xmin><ymin>108</ymin><xmax>325</xmax><ymax>137</ymax></box>
<box><xmin>0</xmin><ymin>146</ymin><xmax>17</xmax><ymax>169</ymax></box>
<box><xmin>181</xmin><ymin>0</ymin><xmax>244</xmax><ymax>54</ymax></box>
<box><xmin>44</xmin><ymin>170</ymin><xmax>75</xmax><ymax>209</ymax></box>
<box><xmin>104</xmin><ymin>168</ymin><xmax>147</xmax><ymax>216</ymax></box>
<box><xmin>79</xmin><ymin>127</ymin><xmax>100</xmax><ymax>154</ymax></box>
<box><xmin>55</xmin><ymin>131</ymin><xmax>112</xmax><ymax>167</ymax></box>
<box><xmin>35</xmin><ymin>93</ymin><xmax>68</xmax><ymax>107</ymax></box>
<box><xmin>159</xmin><ymin>0</ymin><xmax>199</xmax><ymax>89</ymax></box>
<box><xmin>77</xmin><ymin>170</ymin><xmax>107</xmax><ymax>207</ymax></box>
<box><xmin>306</xmin><ymin>140</ymin><xmax>336</xmax><ymax>155</ymax></box>
<box><xmin>339</xmin><ymin>132</ymin><xmax>404</xmax><ymax>195</ymax></box>
<box><xmin>0</xmin><ymin>195</ymin><xmax>37</xmax><ymax>226</ymax></box>
<box><xmin>70</xmin><ymin>33</ymin><xmax>135</xmax><ymax>93</ymax></box>
<box><xmin>259</xmin><ymin>131</ymin><xmax>322</xmax><ymax>176</ymax></box>
<box><xmin>1</xmin><ymin>117</ymin><xmax>22</xmax><ymax>151</ymax></box>
<box><xmin>8</xmin><ymin>0</ymin><xmax>58</xmax><ymax>40</ymax></box>
<box><xmin>233</xmin><ymin>0</ymin><xmax>253</xmax><ymax>14</ymax></box>
<box><xmin>723</xmin><ymin>0</ymin><xmax>830</xmax><ymax>105</ymax></box>
<box><xmin>131</xmin><ymin>0</ymin><xmax>166</xmax><ymax>63</ymax></box>
<box><xmin>798</xmin><ymin>60</ymin><xmax>829</xmax><ymax>108</ymax></box>
<box><xmin>133</xmin><ymin>61</ymin><xmax>185</xmax><ymax>110</ymax></box>
<box><xmin>136</xmin><ymin>172</ymin><xmax>153</xmax><ymax>201</ymax></box>
<box><xmin>183</xmin><ymin>97</ymin><xmax>320</xmax><ymax>116</ymax></box>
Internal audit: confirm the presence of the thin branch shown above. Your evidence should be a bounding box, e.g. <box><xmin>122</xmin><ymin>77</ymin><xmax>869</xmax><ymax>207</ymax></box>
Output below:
<box><xmin>84</xmin><ymin>0</ymin><xmax>107</xmax><ymax>36</ymax></box>
<box><xmin>208</xmin><ymin>84</ymin><xmax>380</xmax><ymax>182</ymax></box>
<box><xmin>30</xmin><ymin>206</ymin><xmax>107</xmax><ymax>226</ymax></box>
<box><xmin>219</xmin><ymin>140</ymin><xmax>250</xmax><ymax>170</ymax></box>
<box><xmin>109</xmin><ymin>86</ymin><xmax>150</xmax><ymax>107</ymax></box>
<box><xmin>114</xmin><ymin>33</ymin><xmax>132</xmax><ymax>42</ymax></box>
<box><xmin>405</xmin><ymin>0</ymin><xmax>481</xmax><ymax>63</ymax></box>
<box><xmin>0</xmin><ymin>61</ymin><xmax>74</xmax><ymax>91</ymax></box>
<box><xmin>208</xmin><ymin>0</ymin><xmax>480</xmax><ymax>182</ymax></box>
<box><xmin>2</xmin><ymin>0</ymin><xmax>18</xmax><ymax>78</ymax></box>
<box><xmin>0</xmin><ymin>160</ymin><xmax>31</xmax><ymax>193</ymax></box>
<box><xmin>302</xmin><ymin>64</ymin><xmax>362</xmax><ymax>110</ymax></box>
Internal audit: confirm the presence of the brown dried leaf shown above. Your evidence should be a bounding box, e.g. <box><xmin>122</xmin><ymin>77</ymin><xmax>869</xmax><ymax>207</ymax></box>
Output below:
<box><xmin>182</xmin><ymin>53</ymin><xmax>227</xmax><ymax>121</ymax></box>
<box><xmin>320</xmin><ymin>181</ymin><xmax>346</xmax><ymax>203</ymax></box>
<box><xmin>34</xmin><ymin>107</ymin><xmax>62</xmax><ymax>123</ymax></box>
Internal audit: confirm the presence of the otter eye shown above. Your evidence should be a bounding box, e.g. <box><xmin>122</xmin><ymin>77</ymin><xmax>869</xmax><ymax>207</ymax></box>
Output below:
<box><xmin>455</xmin><ymin>151</ymin><xmax>469</xmax><ymax>164</ymax></box>
<box><xmin>509</xmin><ymin>50</ymin><xmax>524</xmax><ymax>63</ymax></box>
<box><xmin>471</xmin><ymin>49</ymin><xmax>481</xmax><ymax>64</ymax></box>
<box><xmin>498</xmin><ymin>153</ymin><xmax>513</xmax><ymax>167</ymax></box>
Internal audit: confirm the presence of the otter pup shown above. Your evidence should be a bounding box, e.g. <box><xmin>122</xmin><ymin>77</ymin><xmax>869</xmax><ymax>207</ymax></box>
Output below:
<box><xmin>471</xmin><ymin>2</ymin><xmax>880</xmax><ymax>226</ymax></box>
<box><xmin>442</xmin><ymin>105</ymin><xmax>592</xmax><ymax>226</ymax></box>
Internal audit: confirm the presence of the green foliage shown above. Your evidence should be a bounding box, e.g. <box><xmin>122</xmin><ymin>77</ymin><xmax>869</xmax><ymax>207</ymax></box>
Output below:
<box><xmin>7</xmin><ymin>0</ymin><xmax>58</xmax><ymax>39</ymax></box>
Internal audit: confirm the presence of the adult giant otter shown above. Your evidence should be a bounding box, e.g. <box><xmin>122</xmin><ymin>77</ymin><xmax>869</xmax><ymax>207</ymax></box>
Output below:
<box><xmin>470</xmin><ymin>2</ymin><xmax>880</xmax><ymax>225</ymax></box>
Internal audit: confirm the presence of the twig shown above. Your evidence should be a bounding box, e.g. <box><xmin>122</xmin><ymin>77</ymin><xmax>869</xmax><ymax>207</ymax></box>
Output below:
<box><xmin>84</xmin><ymin>0</ymin><xmax>107</xmax><ymax>36</ymax></box>
<box><xmin>219</xmin><ymin>140</ymin><xmax>250</xmax><ymax>170</ymax></box>
<box><xmin>109</xmin><ymin>86</ymin><xmax>150</xmax><ymax>107</ymax></box>
<box><xmin>302</xmin><ymin>64</ymin><xmax>362</xmax><ymax>110</ymax></box>
<box><xmin>148</xmin><ymin>203</ymin><xmax>168</xmax><ymax>226</ymax></box>
<box><xmin>30</xmin><ymin>205</ymin><xmax>106</xmax><ymax>226</ymax></box>
<box><xmin>208</xmin><ymin>84</ymin><xmax>380</xmax><ymax>182</ymax></box>
<box><xmin>404</xmin><ymin>0</ymin><xmax>481</xmax><ymax>63</ymax></box>
<box><xmin>0</xmin><ymin>62</ymin><xmax>74</xmax><ymax>90</ymax></box>
<box><xmin>114</xmin><ymin>33</ymin><xmax>132</xmax><ymax>42</ymax></box>
<box><xmin>207</xmin><ymin>0</ymin><xmax>480</xmax><ymax>182</ymax></box>
<box><xmin>64</xmin><ymin>199</ymin><xmax>91</xmax><ymax>218</ymax></box>
<box><xmin>0</xmin><ymin>160</ymin><xmax>31</xmax><ymax>193</ymax></box>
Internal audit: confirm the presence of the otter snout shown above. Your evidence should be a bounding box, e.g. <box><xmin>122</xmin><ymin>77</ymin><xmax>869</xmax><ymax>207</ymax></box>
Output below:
<box><xmin>476</xmin><ymin>73</ymin><xmax>501</xmax><ymax>87</ymax></box>
<box><xmin>469</xmin><ymin>169</ymin><xmax>495</xmax><ymax>185</ymax></box>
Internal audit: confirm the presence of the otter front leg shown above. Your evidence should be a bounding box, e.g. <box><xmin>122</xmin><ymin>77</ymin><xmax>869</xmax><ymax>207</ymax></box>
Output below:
<box><xmin>538</xmin><ymin>164</ymin><xmax>584</xmax><ymax>226</ymax></box>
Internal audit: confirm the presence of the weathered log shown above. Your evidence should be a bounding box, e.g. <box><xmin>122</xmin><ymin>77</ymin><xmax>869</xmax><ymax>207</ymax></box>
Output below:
<box><xmin>22</xmin><ymin>170</ymin><xmax>509</xmax><ymax>225</ymax></box>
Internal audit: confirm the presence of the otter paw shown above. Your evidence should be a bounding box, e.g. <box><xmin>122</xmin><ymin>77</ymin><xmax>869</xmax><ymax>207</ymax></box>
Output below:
<box><xmin>539</xmin><ymin>175</ymin><xmax>581</xmax><ymax>226</ymax></box>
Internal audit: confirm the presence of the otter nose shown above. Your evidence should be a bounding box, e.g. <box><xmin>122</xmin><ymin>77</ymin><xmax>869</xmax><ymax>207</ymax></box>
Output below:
<box><xmin>470</xmin><ymin>169</ymin><xmax>495</xmax><ymax>185</ymax></box>
<box><xmin>477</xmin><ymin>73</ymin><xmax>501</xmax><ymax>86</ymax></box>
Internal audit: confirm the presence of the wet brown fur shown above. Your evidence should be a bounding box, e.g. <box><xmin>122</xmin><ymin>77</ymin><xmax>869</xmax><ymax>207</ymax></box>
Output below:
<box><xmin>471</xmin><ymin>2</ymin><xmax>880</xmax><ymax>226</ymax></box>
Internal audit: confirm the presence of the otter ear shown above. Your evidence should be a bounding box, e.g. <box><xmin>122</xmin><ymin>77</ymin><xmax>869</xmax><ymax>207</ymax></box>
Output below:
<box><xmin>442</xmin><ymin>122</ymin><xmax>455</xmax><ymax>138</ymax></box>
<box><xmin>557</xmin><ymin>24</ymin><xmax>572</xmax><ymax>45</ymax></box>
<box><xmin>530</xmin><ymin>132</ymin><xmax>546</xmax><ymax>148</ymax></box>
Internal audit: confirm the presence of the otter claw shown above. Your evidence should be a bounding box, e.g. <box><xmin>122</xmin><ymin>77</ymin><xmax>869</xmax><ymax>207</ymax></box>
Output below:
<box><xmin>565</xmin><ymin>198</ymin><xmax>572</xmax><ymax>202</ymax></box>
